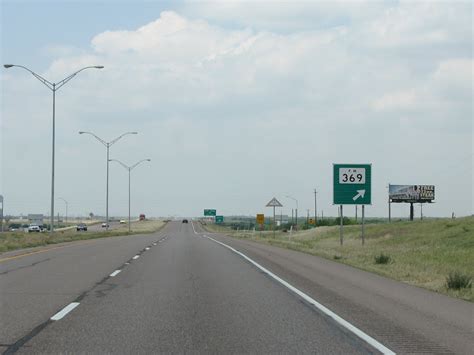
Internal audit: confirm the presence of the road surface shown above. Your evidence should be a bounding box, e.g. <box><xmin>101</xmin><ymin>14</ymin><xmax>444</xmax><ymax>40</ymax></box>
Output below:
<box><xmin>0</xmin><ymin>221</ymin><xmax>472</xmax><ymax>354</ymax></box>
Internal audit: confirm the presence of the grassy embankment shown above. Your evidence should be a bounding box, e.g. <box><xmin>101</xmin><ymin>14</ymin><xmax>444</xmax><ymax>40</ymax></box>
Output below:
<box><xmin>204</xmin><ymin>217</ymin><xmax>474</xmax><ymax>302</ymax></box>
<box><xmin>0</xmin><ymin>219</ymin><xmax>166</xmax><ymax>253</ymax></box>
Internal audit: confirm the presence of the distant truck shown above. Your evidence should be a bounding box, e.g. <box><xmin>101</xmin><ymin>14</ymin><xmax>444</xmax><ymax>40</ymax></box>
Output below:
<box><xmin>139</xmin><ymin>214</ymin><xmax>146</xmax><ymax>221</ymax></box>
<box><xmin>28</xmin><ymin>214</ymin><xmax>44</xmax><ymax>228</ymax></box>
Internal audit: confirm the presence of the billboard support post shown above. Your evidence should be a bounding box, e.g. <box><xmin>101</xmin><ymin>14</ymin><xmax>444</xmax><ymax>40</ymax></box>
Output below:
<box><xmin>410</xmin><ymin>203</ymin><xmax>414</xmax><ymax>221</ymax></box>
<box><xmin>339</xmin><ymin>205</ymin><xmax>343</xmax><ymax>246</ymax></box>
<box><xmin>388</xmin><ymin>199</ymin><xmax>391</xmax><ymax>223</ymax></box>
<box><xmin>362</xmin><ymin>205</ymin><xmax>365</xmax><ymax>245</ymax></box>
<box><xmin>388</xmin><ymin>184</ymin><xmax>391</xmax><ymax>223</ymax></box>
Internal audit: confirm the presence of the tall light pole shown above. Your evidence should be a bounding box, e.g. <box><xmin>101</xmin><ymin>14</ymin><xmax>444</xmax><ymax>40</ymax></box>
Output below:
<box><xmin>79</xmin><ymin>131</ymin><xmax>138</xmax><ymax>230</ymax></box>
<box><xmin>4</xmin><ymin>64</ymin><xmax>103</xmax><ymax>233</ymax></box>
<box><xmin>285</xmin><ymin>195</ymin><xmax>298</xmax><ymax>229</ymax></box>
<box><xmin>109</xmin><ymin>158</ymin><xmax>151</xmax><ymax>232</ymax></box>
<box><xmin>57</xmin><ymin>197</ymin><xmax>68</xmax><ymax>224</ymax></box>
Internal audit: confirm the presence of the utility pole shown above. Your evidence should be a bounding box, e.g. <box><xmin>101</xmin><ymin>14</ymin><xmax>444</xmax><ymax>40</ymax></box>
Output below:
<box><xmin>306</xmin><ymin>209</ymin><xmax>310</xmax><ymax>224</ymax></box>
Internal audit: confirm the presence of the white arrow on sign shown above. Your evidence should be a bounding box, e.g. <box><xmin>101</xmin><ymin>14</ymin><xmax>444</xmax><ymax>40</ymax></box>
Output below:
<box><xmin>353</xmin><ymin>190</ymin><xmax>366</xmax><ymax>201</ymax></box>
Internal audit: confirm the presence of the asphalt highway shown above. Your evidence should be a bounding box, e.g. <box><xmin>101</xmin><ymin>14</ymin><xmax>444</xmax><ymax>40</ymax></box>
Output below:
<box><xmin>0</xmin><ymin>221</ymin><xmax>472</xmax><ymax>354</ymax></box>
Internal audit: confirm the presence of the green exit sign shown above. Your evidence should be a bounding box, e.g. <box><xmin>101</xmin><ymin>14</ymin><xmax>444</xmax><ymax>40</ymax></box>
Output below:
<box><xmin>215</xmin><ymin>216</ymin><xmax>224</xmax><ymax>224</ymax></box>
<box><xmin>204</xmin><ymin>209</ymin><xmax>216</xmax><ymax>216</ymax></box>
<box><xmin>333</xmin><ymin>164</ymin><xmax>372</xmax><ymax>205</ymax></box>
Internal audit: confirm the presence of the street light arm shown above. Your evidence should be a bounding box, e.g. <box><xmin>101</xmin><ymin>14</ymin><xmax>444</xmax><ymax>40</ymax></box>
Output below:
<box><xmin>4</xmin><ymin>64</ymin><xmax>54</xmax><ymax>90</ymax></box>
<box><xmin>55</xmin><ymin>65</ymin><xmax>104</xmax><ymax>91</ymax></box>
<box><xmin>285</xmin><ymin>195</ymin><xmax>298</xmax><ymax>208</ymax></box>
<box><xmin>109</xmin><ymin>158</ymin><xmax>130</xmax><ymax>171</ymax></box>
<box><xmin>57</xmin><ymin>197</ymin><xmax>68</xmax><ymax>204</ymax></box>
<box><xmin>109</xmin><ymin>131</ymin><xmax>138</xmax><ymax>146</ymax></box>
<box><xmin>78</xmin><ymin>131</ymin><xmax>107</xmax><ymax>146</ymax></box>
<box><xmin>130</xmin><ymin>159</ymin><xmax>151</xmax><ymax>170</ymax></box>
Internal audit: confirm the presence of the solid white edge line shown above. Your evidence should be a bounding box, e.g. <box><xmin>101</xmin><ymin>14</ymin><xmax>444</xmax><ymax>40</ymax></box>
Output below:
<box><xmin>205</xmin><ymin>235</ymin><xmax>396</xmax><ymax>355</ymax></box>
<box><xmin>50</xmin><ymin>302</ymin><xmax>80</xmax><ymax>321</ymax></box>
<box><xmin>132</xmin><ymin>255</ymin><xmax>140</xmax><ymax>260</ymax></box>
<box><xmin>110</xmin><ymin>270</ymin><xmax>121</xmax><ymax>277</ymax></box>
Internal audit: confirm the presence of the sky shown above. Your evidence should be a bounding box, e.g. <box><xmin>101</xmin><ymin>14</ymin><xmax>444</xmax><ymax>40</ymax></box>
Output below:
<box><xmin>1</xmin><ymin>0</ymin><xmax>473</xmax><ymax>219</ymax></box>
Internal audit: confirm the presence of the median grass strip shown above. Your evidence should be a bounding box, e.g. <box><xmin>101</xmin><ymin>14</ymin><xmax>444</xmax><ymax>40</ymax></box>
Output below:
<box><xmin>0</xmin><ymin>220</ymin><xmax>166</xmax><ymax>253</ymax></box>
<box><xmin>204</xmin><ymin>217</ymin><xmax>474</xmax><ymax>302</ymax></box>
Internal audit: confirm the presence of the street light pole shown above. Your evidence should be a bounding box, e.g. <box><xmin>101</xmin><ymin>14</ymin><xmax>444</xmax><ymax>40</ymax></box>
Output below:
<box><xmin>57</xmin><ymin>197</ymin><xmax>68</xmax><ymax>224</ymax></box>
<box><xmin>79</xmin><ymin>132</ymin><xmax>138</xmax><ymax>230</ymax></box>
<box><xmin>4</xmin><ymin>64</ymin><xmax>103</xmax><ymax>233</ymax></box>
<box><xmin>109</xmin><ymin>158</ymin><xmax>151</xmax><ymax>233</ymax></box>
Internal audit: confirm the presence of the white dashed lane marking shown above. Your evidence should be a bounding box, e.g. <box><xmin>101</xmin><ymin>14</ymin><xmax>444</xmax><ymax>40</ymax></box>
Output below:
<box><xmin>50</xmin><ymin>303</ymin><xmax>80</xmax><ymax>321</ymax></box>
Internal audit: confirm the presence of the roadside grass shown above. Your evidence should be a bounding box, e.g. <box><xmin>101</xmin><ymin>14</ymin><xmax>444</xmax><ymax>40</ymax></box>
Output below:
<box><xmin>203</xmin><ymin>217</ymin><xmax>474</xmax><ymax>302</ymax></box>
<box><xmin>0</xmin><ymin>220</ymin><xmax>166</xmax><ymax>253</ymax></box>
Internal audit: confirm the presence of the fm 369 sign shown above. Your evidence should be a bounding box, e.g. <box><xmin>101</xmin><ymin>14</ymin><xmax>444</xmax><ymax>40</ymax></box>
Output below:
<box><xmin>333</xmin><ymin>164</ymin><xmax>372</xmax><ymax>205</ymax></box>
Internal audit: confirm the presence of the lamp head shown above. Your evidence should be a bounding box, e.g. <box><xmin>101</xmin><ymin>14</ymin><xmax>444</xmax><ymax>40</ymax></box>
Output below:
<box><xmin>95</xmin><ymin>65</ymin><xmax>104</xmax><ymax>69</ymax></box>
<box><xmin>78</xmin><ymin>131</ymin><xmax>85</xmax><ymax>134</ymax></box>
<box><xmin>4</xmin><ymin>64</ymin><xmax>14</xmax><ymax>68</ymax></box>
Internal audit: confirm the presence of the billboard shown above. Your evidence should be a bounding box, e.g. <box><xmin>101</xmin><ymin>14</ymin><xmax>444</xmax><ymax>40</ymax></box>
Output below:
<box><xmin>389</xmin><ymin>185</ymin><xmax>435</xmax><ymax>202</ymax></box>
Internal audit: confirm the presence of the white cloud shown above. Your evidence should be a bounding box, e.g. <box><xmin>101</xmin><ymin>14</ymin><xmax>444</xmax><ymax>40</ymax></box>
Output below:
<box><xmin>372</xmin><ymin>89</ymin><xmax>417</xmax><ymax>111</ymax></box>
<box><xmin>2</xmin><ymin>4</ymin><xmax>472</xmax><ymax>217</ymax></box>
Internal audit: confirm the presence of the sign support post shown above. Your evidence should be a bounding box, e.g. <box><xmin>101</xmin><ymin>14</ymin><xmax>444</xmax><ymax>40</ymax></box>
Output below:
<box><xmin>362</xmin><ymin>205</ymin><xmax>365</xmax><ymax>245</ymax></box>
<box><xmin>266</xmin><ymin>197</ymin><xmax>283</xmax><ymax>239</ymax></box>
<box><xmin>339</xmin><ymin>205</ymin><xmax>343</xmax><ymax>246</ymax></box>
<box><xmin>273</xmin><ymin>206</ymin><xmax>276</xmax><ymax>238</ymax></box>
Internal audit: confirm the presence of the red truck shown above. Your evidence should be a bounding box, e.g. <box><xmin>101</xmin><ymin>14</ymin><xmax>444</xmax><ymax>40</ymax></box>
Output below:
<box><xmin>139</xmin><ymin>214</ymin><xmax>146</xmax><ymax>221</ymax></box>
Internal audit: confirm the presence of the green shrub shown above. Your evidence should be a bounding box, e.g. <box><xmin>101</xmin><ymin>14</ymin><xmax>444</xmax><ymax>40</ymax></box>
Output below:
<box><xmin>374</xmin><ymin>253</ymin><xmax>391</xmax><ymax>264</ymax></box>
<box><xmin>333</xmin><ymin>255</ymin><xmax>342</xmax><ymax>260</ymax></box>
<box><xmin>334</xmin><ymin>217</ymin><xmax>353</xmax><ymax>225</ymax></box>
<box><xmin>446</xmin><ymin>272</ymin><xmax>472</xmax><ymax>290</ymax></box>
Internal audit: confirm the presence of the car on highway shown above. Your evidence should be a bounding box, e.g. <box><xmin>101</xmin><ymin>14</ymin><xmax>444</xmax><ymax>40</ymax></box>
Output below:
<box><xmin>182</xmin><ymin>219</ymin><xmax>188</xmax><ymax>223</ymax></box>
<box><xmin>76</xmin><ymin>223</ymin><xmax>88</xmax><ymax>231</ymax></box>
<box><xmin>120</xmin><ymin>220</ymin><xmax>126</xmax><ymax>224</ymax></box>
<box><xmin>101</xmin><ymin>222</ymin><xmax>109</xmax><ymax>228</ymax></box>
<box><xmin>27</xmin><ymin>225</ymin><xmax>41</xmax><ymax>233</ymax></box>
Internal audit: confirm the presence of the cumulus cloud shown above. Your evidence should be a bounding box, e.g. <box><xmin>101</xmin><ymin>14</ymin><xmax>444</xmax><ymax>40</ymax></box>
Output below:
<box><xmin>2</xmin><ymin>3</ymin><xmax>472</xmax><ymax>217</ymax></box>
